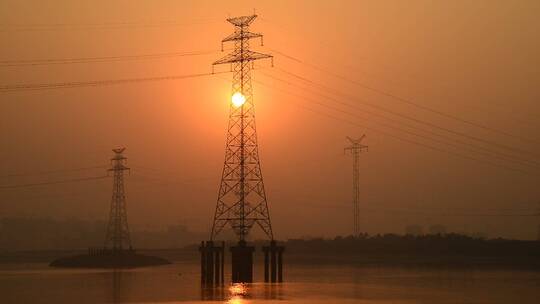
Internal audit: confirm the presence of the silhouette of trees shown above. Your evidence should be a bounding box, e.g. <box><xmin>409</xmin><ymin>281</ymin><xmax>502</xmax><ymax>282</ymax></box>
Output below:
<box><xmin>285</xmin><ymin>233</ymin><xmax>540</xmax><ymax>260</ymax></box>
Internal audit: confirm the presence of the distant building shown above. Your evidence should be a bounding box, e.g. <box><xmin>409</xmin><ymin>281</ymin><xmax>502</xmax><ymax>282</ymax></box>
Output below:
<box><xmin>405</xmin><ymin>225</ymin><xmax>423</xmax><ymax>236</ymax></box>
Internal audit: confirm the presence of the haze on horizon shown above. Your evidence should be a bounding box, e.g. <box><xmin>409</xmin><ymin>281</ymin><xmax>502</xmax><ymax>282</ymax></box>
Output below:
<box><xmin>1</xmin><ymin>0</ymin><xmax>539</xmax><ymax>241</ymax></box>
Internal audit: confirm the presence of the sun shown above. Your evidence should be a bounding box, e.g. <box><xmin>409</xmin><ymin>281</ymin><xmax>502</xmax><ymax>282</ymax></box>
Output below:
<box><xmin>231</xmin><ymin>92</ymin><xmax>246</xmax><ymax>107</ymax></box>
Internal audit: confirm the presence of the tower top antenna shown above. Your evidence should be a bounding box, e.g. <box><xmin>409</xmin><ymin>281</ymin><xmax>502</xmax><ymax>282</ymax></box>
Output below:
<box><xmin>226</xmin><ymin>14</ymin><xmax>258</xmax><ymax>27</ymax></box>
<box><xmin>346</xmin><ymin>135</ymin><xmax>367</xmax><ymax>145</ymax></box>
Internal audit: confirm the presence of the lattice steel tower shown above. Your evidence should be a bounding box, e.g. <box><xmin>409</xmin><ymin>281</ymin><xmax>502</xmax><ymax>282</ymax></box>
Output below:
<box><xmin>104</xmin><ymin>148</ymin><xmax>132</xmax><ymax>251</ymax></box>
<box><xmin>345</xmin><ymin>136</ymin><xmax>368</xmax><ymax>237</ymax></box>
<box><xmin>210</xmin><ymin>14</ymin><xmax>274</xmax><ymax>242</ymax></box>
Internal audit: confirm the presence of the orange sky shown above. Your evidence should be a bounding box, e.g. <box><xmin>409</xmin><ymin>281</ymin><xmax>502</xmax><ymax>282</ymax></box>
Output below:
<box><xmin>1</xmin><ymin>0</ymin><xmax>539</xmax><ymax>240</ymax></box>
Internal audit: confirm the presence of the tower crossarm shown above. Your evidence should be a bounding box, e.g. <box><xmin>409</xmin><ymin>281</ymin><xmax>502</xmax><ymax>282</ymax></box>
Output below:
<box><xmin>345</xmin><ymin>135</ymin><xmax>369</xmax><ymax>153</ymax></box>
<box><xmin>213</xmin><ymin>50</ymin><xmax>273</xmax><ymax>66</ymax></box>
<box><xmin>222</xmin><ymin>31</ymin><xmax>263</xmax><ymax>43</ymax></box>
<box><xmin>107</xmin><ymin>165</ymin><xmax>130</xmax><ymax>173</ymax></box>
<box><xmin>344</xmin><ymin>144</ymin><xmax>368</xmax><ymax>152</ymax></box>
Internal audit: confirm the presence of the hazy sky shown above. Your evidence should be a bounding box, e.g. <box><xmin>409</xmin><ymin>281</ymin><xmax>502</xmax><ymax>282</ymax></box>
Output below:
<box><xmin>1</xmin><ymin>0</ymin><xmax>539</xmax><ymax>240</ymax></box>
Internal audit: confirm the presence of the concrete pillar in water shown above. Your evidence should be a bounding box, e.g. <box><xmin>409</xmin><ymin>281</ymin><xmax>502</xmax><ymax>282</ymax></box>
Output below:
<box><xmin>205</xmin><ymin>241</ymin><xmax>214</xmax><ymax>285</ymax></box>
<box><xmin>270</xmin><ymin>243</ymin><xmax>277</xmax><ymax>283</ymax></box>
<box><xmin>220</xmin><ymin>241</ymin><xmax>225</xmax><ymax>284</ymax></box>
<box><xmin>199</xmin><ymin>241</ymin><xmax>206</xmax><ymax>285</ymax></box>
<box><xmin>199</xmin><ymin>241</ymin><xmax>225</xmax><ymax>286</ymax></box>
<box><xmin>263</xmin><ymin>247</ymin><xmax>270</xmax><ymax>283</ymax></box>
<box><xmin>277</xmin><ymin>247</ymin><xmax>284</xmax><ymax>283</ymax></box>
<box><xmin>214</xmin><ymin>248</ymin><xmax>220</xmax><ymax>284</ymax></box>
<box><xmin>263</xmin><ymin>240</ymin><xmax>285</xmax><ymax>283</ymax></box>
<box><xmin>230</xmin><ymin>240</ymin><xmax>255</xmax><ymax>283</ymax></box>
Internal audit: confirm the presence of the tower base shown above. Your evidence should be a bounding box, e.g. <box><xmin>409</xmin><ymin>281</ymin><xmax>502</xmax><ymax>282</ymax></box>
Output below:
<box><xmin>199</xmin><ymin>241</ymin><xmax>225</xmax><ymax>286</ymax></box>
<box><xmin>230</xmin><ymin>241</ymin><xmax>255</xmax><ymax>283</ymax></box>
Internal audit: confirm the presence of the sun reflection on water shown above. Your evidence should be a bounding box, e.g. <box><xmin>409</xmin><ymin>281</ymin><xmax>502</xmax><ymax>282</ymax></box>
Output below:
<box><xmin>227</xmin><ymin>296</ymin><xmax>245</xmax><ymax>304</ymax></box>
<box><xmin>228</xmin><ymin>283</ymin><xmax>249</xmax><ymax>303</ymax></box>
<box><xmin>229</xmin><ymin>283</ymin><xmax>247</xmax><ymax>296</ymax></box>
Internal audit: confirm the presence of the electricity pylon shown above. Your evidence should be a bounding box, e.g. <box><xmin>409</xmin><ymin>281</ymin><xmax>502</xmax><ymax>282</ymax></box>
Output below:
<box><xmin>345</xmin><ymin>135</ymin><xmax>368</xmax><ymax>237</ymax></box>
<box><xmin>210</xmin><ymin>14</ymin><xmax>274</xmax><ymax>242</ymax></box>
<box><xmin>104</xmin><ymin>148</ymin><xmax>132</xmax><ymax>251</ymax></box>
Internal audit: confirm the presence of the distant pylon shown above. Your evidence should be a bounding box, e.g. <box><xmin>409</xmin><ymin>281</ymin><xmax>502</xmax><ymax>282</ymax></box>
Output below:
<box><xmin>104</xmin><ymin>148</ymin><xmax>132</xmax><ymax>251</ymax></box>
<box><xmin>345</xmin><ymin>135</ymin><xmax>368</xmax><ymax>237</ymax></box>
<box><xmin>210</xmin><ymin>14</ymin><xmax>274</xmax><ymax>242</ymax></box>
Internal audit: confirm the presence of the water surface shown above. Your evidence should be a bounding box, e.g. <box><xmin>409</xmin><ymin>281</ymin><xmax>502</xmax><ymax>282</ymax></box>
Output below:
<box><xmin>1</xmin><ymin>261</ymin><xmax>539</xmax><ymax>303</ymax></box>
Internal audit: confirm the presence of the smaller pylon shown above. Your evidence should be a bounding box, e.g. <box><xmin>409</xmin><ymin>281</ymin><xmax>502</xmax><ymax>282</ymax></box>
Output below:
<box><xmin>345</xmin><ymin>135</ymin><xmax>368</xmax><ymax>237</ymax></box>
<box><xmin>104</xmin><ymin>148</ymin><xmax>132</xmax><ymax>252</ymax></box>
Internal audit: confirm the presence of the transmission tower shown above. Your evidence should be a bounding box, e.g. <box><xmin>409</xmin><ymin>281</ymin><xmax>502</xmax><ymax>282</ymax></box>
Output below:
<box><xmin>345</xmin><ymin>135</ymin><xmax>368</xmax><ymax>237</ymax></box>
<box><xmin>210</xmin><ymin>14</ymin><xmax>274</xmax><ymax>242</ymax></box>
<box><xmin>104</xmin><ymin>148</ymin><xmax>132</xmax><ymax>251</ymax></box>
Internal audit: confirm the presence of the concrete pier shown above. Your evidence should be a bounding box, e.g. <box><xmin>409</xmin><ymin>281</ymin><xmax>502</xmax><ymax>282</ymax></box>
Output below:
<box><xmin>262</xmin><ymin>240</ymin><xmax>285</xmax><ymax>283</ymax></box>
<box><xmin>199</xmin><ymin>241</ymin><xmax>225</xmax><ymax>286</ymax></box>
<box><xmin>230</xmin><ymin>240</ymin><xmax>255</xmax><ymax>283</ymax></box>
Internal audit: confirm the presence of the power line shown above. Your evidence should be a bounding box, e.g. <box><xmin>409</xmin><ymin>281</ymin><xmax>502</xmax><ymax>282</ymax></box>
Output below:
<box><xmin>270</xmin><ymin>49</ymin><xmax>540</xmax><ymax>146</ymax></box>
<box><xmin>225</xmin><ymin>73</ymin><xmax>529</xmax><ymax>172</ymax></box>
<box><xmin>252</xmin><ymin>78</ymin><xmax>534</xmax><ymax>175</ymax></box>
<box><xmin>0</xmin><ymin>50</ymin><xmax>220</xmax><ymax>67</ymax></box>
<box><xmin>0</xmin><ymin>190</ymin><xmax>106</xmax><ymax>203</ymax></box>
<box><xmin>0</xmin><ymin>19</ymin><xmax>221</xmax><ymax>32</ymax></box>
<box><xmin>0</xmin><ymin>175</ymin><xmax>108</xmax><ymax>190</ymax></box>
<box><xmin>130</xmin><ymin>169</ymin><xmax>213</xmax><ymax>184</ymax></box>
<box><xmin>265</xmin><ymin>67</ymin><xmax>540</xmax><ymax>162</ymax></box>
<box><xmin>0</xmin><ymin>165</ymin><xmax>108</xmax><ymax>179</ymax></box>
<box><xmin>259</xmin><ymin>18</ymin><xmax>539</xmax><ymax>128</ymax></box>
<box><xmin>258</xmin><ymin>70</ymin><xmax>540</xmax><ymax>170</ymax></box>
<box><xmin>271</xmin><ymin>66</ymin><xmax>540</xmax><ymax>159</ymax></box>
<box><xmin>0</xmin><ymin>71</ymin><xmax>228</xmax><ymax>93</ymax></box>
<box><xmin>130</xmin><ymin>165</ymin><xmax>214</xmax><ymax>181</ymax></box>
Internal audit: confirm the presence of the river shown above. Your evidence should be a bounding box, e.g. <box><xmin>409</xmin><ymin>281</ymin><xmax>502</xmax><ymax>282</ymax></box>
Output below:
<box><xmin>1</xmin><ymin>261</ymin><xmax>539</xmax><ymax>303</ymax></box>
